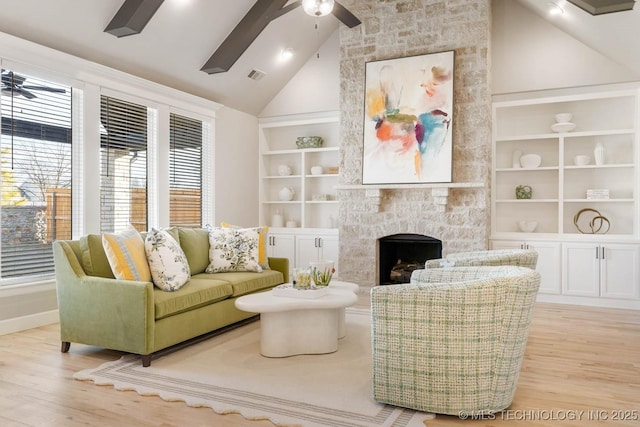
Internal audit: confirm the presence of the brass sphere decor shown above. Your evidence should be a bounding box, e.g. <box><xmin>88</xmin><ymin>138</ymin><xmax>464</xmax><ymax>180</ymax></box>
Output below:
<box><xmin>573</xmin><ymin>208</ymin><xmax>610</xmax><ymax>234</ymax></box>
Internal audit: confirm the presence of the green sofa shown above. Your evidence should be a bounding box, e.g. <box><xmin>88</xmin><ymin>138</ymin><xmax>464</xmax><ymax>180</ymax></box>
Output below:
<box><xmin>53</xmin><ymin>227</ymin><xmax>288</xmax><ymax>367</ymax></box>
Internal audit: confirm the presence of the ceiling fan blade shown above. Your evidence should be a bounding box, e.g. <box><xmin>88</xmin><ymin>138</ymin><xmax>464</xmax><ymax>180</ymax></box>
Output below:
<box><xmin>332</xmin><ymin>1</ymin><xmax>361</xmax><ymax>28</ymax></box>
<box><xmin>17</xmin><ymin>88</ymin><xmax>37</xmax><ymax>99</ymax></box>
<box><xmin>21</xmin><ymin>85</ymin><xmax>67</xmax><ymax>93</ymax></box>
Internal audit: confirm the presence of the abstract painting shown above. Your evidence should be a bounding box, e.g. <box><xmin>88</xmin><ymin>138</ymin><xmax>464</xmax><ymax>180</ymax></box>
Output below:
<box><xmin>362</xmin><ymin>51</ymin><xmax>454</xmax><ymax>184</ymax></box>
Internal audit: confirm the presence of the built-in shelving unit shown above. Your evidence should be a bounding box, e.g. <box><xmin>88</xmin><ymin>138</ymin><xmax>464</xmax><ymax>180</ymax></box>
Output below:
<box><xmin>491</xmin><ymin>83</ymin><xmax>640</xmax><ymax>309</ymax></box>
<box><xmin>492</xmin><ymin>85</ymin><xmax>639</xmax><ymax>237</ymax></box>
<box><xmin>258</xmin><ymin>111</ymin><xmax>340</xmax><ymax>275</ymax></box>
<box><xmin>259</xmin><ymin>111</ymin><xmax>340</xmax><ymax>229</ymax></box>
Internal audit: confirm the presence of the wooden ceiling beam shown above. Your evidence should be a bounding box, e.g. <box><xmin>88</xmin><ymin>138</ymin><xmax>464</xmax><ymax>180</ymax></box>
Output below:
<box><xmin>104</xmin><ymin>0</ymin><xmax>164</xmax><ymax>38</ymax></box>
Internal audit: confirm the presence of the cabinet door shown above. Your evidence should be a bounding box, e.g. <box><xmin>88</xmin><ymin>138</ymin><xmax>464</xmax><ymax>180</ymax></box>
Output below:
<box><xmin>267</xmin><ymin>233</ymin><xmax>296</xmax><ymax>265</ymax></box>
<box><xmin>563</xmin><ymin>243</ymin><xmax>600</xmax><ymax>296</ymax></box>
<box><xmin>528</xmin><ymin>241</ymin><xmax>561</xmax><ymax>294</ymax></box>
<box><xmin>295</xmin><ymin>235</ymin><xmax>320</xmax><ymax>270</ymax></box>
<box><xmin>491</xmin><ymin>240</ymin><xmax>561</xmax><ymax>294</ymax></box>
<box><xmin>601</xmin><ymin>244</ymin><xmax>640</xmax><ymax>299</ymax></box>
<box><xmin>295</xmin><ymin>234</ymin><xmax>339</xmax><ymax>270</ymax></box>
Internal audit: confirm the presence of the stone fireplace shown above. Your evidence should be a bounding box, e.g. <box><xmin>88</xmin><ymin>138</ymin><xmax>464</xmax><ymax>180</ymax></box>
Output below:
<box><xmin>335</xmin><ymin>0</ymin><xmax>492</xmax><ymax>288</ymax></box>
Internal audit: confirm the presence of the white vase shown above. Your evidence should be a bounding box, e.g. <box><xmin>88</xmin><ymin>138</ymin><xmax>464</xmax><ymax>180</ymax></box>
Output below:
<box><xmin>271</xmin><ymin>210</ymin><xmax>284</xmax><ymax>227</ymax></box>
<box><xmin>278</xmin><ymin>187</ymin><xmax>295</xmax><ymax>201</ymax></box>
<box><xmin>594</xmin><ymin>143</ymin><xmax>605</xmax><ymax>166</ymax></box>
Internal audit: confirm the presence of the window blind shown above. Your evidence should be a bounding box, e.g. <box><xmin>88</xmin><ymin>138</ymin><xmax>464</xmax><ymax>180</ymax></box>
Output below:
<box><xmin>169</xmin><ymin>113</ymin><xmax>202</xmax><ymax>227</ymax></box>
<box><xmin>100</xmin><ymin>95</ymin><xmax>148</xmax><ymax>233</ymax></box>
<box><xmin>0</xmin><ymin>69</ymin><xmax>72</xmax><ymax>280</ymax></box>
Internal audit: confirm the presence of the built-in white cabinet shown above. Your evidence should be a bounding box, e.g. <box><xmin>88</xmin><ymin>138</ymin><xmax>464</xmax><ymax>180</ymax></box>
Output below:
<box><xmin>259</xmin><ymin>111</ymin><xmax>340</xmax><ymax>229</ymax></box>
<box><xmin>264</xmin><ymin>228</ymin><xmax>339</xmax><ymax>277</ymax></box>
<box><xmin>563</xmin><ymin>243</ymin><xmax>640</xmax><ymax>299</ymax></box>
<box><xmin>491</xmin><ymin>84</ymin><xmax>640</xmax><ymax>308</ymax></box>
<box><xmin>296</xmin><ymin>233</ymin><xmax>339</xmax><ymax>273</ymax></box>
<box><xmin>266</xmin><ymin>233</ymin><xmax>296</xmax><ymax>261</ymax></box>
<box><xmin>491</xmin><ymin>239</ymin><xmax>562</xmax><ymax>295</ymax></box>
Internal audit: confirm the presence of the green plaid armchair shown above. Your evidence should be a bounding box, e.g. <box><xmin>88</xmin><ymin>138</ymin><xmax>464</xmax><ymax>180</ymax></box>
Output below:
<box><xmin>371</xmin><ymin>266</ymin><xmax>541</xmax><ymax>415</ymax></box>
<box><xmin>424</xmin><ymin>249</ymin><xmax>538</xmax><ymax>269</ymax></box>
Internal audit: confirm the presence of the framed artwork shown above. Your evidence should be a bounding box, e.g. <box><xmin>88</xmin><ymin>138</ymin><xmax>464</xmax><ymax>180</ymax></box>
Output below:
<box><xmin>362</xmin><ymin>51</ymin><xmax>454</xmax><ymax>184</ymax></box>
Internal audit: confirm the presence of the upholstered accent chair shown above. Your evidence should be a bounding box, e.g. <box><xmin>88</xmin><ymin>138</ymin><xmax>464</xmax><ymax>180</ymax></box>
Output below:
<box><xmin>424</xmin><ymin>248</ymin><xmax>538</xmax><ymax>270</ymax></box>
<box><xmin>371</xmin><ymin>266</ymin><xmax>541</xmax><ymax>415</ymax></box>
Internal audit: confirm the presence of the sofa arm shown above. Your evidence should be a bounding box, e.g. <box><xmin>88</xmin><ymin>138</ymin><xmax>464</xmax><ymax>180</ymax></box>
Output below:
<box><xmin>54</xmin><ymin>241</ymin><xmax>155</xmax><ymax>355</ymax></box>
<box><xmin>267</xmin><ymin>257</ymin><xmax>289</xmax><ymax>283</ymax></box>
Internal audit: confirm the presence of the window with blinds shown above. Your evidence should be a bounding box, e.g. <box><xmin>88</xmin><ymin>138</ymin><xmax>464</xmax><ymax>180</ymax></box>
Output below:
<box><xmin>169</xmin><ymin>113</ymin><xmax>203</xmax><ymax>227</ymax></box>
<box><xmin>0</xmin><ymin>69</ymin><xmax>72</xmax><ymax>280</ymax></box>
<box><xmin>100</xmin><ymin>95</ymin><xmax>148</xmax><ymax>233</ymax></box>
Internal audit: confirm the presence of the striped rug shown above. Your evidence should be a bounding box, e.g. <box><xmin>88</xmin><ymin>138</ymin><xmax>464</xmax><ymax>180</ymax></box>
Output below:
<box><xmin>74</xmin><ymin>308</ymin><xmax>433</xmax><ymax>427</ymax></box>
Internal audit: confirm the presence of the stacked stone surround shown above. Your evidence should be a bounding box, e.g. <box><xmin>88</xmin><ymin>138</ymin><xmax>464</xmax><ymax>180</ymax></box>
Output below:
<box><xmin>336</xmin><ymin>0</ymin><xmax>492</xmax><ymax>286</ymax></box>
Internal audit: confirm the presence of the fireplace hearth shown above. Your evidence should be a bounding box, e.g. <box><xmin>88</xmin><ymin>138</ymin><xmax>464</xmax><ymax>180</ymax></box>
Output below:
<box><xmin>378</xmin><ymin>234</ymin><xmax>442</xmax><ymax>285</ymax></box>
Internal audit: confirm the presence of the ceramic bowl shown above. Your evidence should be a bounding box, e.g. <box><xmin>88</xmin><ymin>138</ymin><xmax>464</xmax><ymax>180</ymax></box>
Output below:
<box><xmin>310</xmin><ymin>166</ymin><xmax>323</xmax><ymax>175</ymax></box>
<box><xmin>520</xmin><ymin>153</ymin><xmax>541</xmax><ymax>168</ymax></box>
<box><xmin>574</xmin><ymin>155</ymin><xmax>590</xmax><ymax>166</ymax></box>
<box><xmin>555</xmin><ymin>113</ymin><xmax>572</xmax><ymax>123</ymax></box>
<box><xmin>277</xmin><ymin>165</ymin><xmax>292</xmax><ymax>176</ymax></box>
<box><xmin>518</xmin><ymin>220</ymin><xmax>538</xmax><ymax>233</ymax></box>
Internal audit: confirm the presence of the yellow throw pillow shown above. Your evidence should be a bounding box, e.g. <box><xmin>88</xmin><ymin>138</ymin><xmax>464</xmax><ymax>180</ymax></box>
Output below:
<box><xmin>102</xmin><ymin>225</ymin><xmax>152</xmax><ymax>282</ymax></box>
<box><xmin>220</xmin><ymin>222</ymin><xmax>269</xmax><ymax>269</ymax></box>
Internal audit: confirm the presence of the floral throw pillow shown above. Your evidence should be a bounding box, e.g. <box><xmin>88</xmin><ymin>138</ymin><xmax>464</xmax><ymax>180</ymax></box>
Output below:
<box><xmin>145</xmin><ymin>228</ymin><xmax>191</xmax><ymax>291</ymax></box>
<box><xmin>206</xmin><ymin>227</ymin><xmax>263</xmax><ymax>273</ymax></box>
<box><xmin>220</xmin><ymin>222</ymin><xmax>270</xmax><ymax>270</ymax></box>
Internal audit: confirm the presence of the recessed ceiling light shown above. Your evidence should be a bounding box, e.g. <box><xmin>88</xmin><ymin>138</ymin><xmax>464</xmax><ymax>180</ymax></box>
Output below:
<box><xmin>548</xmin><ymin>2</ymin><xmax>564</xmax><ymax>15</ymax></box>
<box><xmin>280</xmin><ymin>47</ymin><xmax>294</xmax><ymax>61</ymax></box>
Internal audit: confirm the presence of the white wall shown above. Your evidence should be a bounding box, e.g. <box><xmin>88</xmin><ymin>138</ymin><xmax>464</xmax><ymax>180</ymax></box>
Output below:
<box><xmin>491</xmin><ymin>0</ymin><xmax>639</xmax><ymax>94</ymax></box>
<box><xmin>214</xmin><ymin>107</ymin><xmax>260</xmax><ymax>227</ymax></box>
<box><xmin>259</xmin><ymin>30</ymin><xmax>340</xmax><ymax>117</ymax></box>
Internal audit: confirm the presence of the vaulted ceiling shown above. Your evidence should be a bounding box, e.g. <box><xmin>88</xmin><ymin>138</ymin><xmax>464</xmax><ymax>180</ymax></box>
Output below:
<box><xmin>0</xmin><ymin>0</ymin><xmax>639</xmax><ymax>117</ymax></box>
<box><xmin>515</xmin><ymin>0</ymin><xmax>640</xmax><ymax>78</ymax></box>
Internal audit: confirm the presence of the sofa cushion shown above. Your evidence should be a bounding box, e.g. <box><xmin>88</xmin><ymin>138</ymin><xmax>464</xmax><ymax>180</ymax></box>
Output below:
<box><xmin>102</xmin><ymin>225</ymin><xmax>152</xmax><ymax>282</ymax></box>
<box><xmin>206</xmin><ymin>227</ymin><xmax>263</xmax><ymax>273</ymax></box>
<box><xmin>153</xmin><ymin>278</ymin><xmax>234</xmax><ymax>320</ymax></box>
<box><xmin>145</xmin><ymin>228</ymin><xmax>191</xmax><ymax>291</ymax></box>
<box><xmin>193</xmin><ymin>270</ymin><xmax>284</xmax><ymax>297</ymax></box>
<box><xmin>178</xmin><ymin>227</ymin><xmax>210</xmax><ymax>275</ymax></box>
<box><xmin>79</xmin><ymin>234</ymin><xmax>116</xmax><ymax>278</ymax></box>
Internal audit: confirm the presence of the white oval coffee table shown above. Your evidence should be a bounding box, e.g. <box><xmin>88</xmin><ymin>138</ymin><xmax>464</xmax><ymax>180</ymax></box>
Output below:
<box><xmin>235</xmin><ymin>283</ymin><xmax>358</xmax><ymax>357</ymax></box>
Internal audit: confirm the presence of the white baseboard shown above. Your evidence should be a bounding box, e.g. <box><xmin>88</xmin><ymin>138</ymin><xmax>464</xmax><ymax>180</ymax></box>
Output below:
<box><xmin>0</xmin><ymin>310</ymin><xmax>59</xmax><ymax>335</ymax></box>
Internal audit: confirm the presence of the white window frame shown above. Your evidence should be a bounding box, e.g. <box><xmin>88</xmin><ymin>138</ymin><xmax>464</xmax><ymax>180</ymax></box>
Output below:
<box><xmin>0</xmin><ymin>33</ymin><xmax>221</xmax><ymax>289</ymax></box>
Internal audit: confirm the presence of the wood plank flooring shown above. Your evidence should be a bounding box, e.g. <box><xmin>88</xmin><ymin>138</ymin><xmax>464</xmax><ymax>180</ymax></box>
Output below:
<box><xmin>1</xmin><ymin>301</ymin><xmax>639</xmax><ymax>427</ymax></box>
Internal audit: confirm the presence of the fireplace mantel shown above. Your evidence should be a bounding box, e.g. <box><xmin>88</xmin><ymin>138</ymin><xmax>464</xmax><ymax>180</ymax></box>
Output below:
<box><xmin>335</xmin><ymin>182</ymin><xmax>485</xmax><ymax>211</ymax></box>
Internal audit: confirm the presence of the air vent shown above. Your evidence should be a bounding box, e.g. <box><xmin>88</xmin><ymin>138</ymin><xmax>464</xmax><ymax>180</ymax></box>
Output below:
<box><xmin>248</xmin><ymin>69</ymin><xmax>266</xmax><ymax>81</ymax></box>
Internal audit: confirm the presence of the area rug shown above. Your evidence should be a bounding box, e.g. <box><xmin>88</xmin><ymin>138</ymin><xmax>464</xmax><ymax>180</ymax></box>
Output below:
<box><xmin>74</xmin><ymin>308</ymin><xmax>433</xmax><ymax>427</ymax></box>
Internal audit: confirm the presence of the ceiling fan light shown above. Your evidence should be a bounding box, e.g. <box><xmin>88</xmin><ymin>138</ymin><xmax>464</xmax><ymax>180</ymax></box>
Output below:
<box><xmin>302</xmin><ymin>0</ymin><xmax>335</xmax><ymax>17</ymax></box>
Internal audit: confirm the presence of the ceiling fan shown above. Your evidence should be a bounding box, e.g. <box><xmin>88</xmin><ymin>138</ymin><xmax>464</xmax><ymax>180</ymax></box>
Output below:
<box><xmin>1</xmin><ymin>69</ymin><xmax>67</xmax><ymax>99</ymax></box>
<box><xmin>200</xmin><ymin>0</ymin><xmax>362</xmax><ymax>75</ymax></box>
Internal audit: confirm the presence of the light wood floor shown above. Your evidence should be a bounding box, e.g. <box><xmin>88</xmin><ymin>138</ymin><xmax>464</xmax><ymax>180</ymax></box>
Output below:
<box><xmin>1</xmin><ymin>300</ymin><xmax>639</xmax><ymax>427</ymax></box>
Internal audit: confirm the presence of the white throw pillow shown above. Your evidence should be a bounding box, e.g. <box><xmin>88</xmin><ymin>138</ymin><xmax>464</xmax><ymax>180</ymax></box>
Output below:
<box><xmin>206</xmin><ymin>227</ymin><xmax>263</xmax><ymax>273</ymax></box>
<box><xmin>145</xmin><ymin>228</ymin><xmax>191</xmax><ymax>291</ymax></box>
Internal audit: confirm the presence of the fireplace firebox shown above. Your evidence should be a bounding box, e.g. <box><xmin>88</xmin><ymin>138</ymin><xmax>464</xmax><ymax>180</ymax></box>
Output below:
<box><xmin>377</xmin><ymin>234</ymin><xmax>442</xmax><ymax>285</ymax></box>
